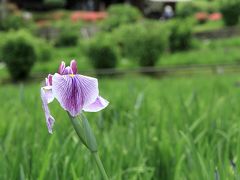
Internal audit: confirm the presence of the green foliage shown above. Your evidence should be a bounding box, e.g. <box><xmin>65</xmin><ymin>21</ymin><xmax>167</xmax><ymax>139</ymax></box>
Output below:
<box><xmin>51</xmin><ymin>19</ymin><xmax>83</xmax><ymax>31</ymax></box>
<box><xmin>36</xmin><ymin>19</ymin><xmax>81</xmax><ymax>55</ymax></box>
<box><xmin>168</xmin><ymin>19</ymin><xmax>193</xmax><ymax>52</ymax></box>
<box><xmin>1</xmin><ymin>31</ymin><xmax>37</xmax><ymax>80</ymax></box>
<box><xmin>177</xmin><ymin>1</ymin><xmax>219</xmax><ymax>18</ymax></box>
<box><xmin>53</xmin><ymin>20</ymin><xmax>81</xmax><ymax>47</ymax></box>
<box><xmin>112</xmin><ymin>23</ymin><xmax>145</xmax><ymax>60</ymax></box>
<box><xmin>220</xmin><ymin>0</ymin><xmax>240</xmax><ymax>26</ymax></box>
<box><xmin>113</xmin><ymin>21</ymin><xmax>169</xmax><ymax>67</ymax></box>
<box><xmin>86</xmin><ymin>34</ymin><xmax>118</xmax><ymax>69</ymax></box>
<box><xmin>0</xmin><ymin>32</ymin><xmax>7</xmax><ymax>62</ymax></box>
<box><xmin>138</xmin><ymin>35</ymin><xmax>164</xmax><ymax>67</ymax></box>
<box><xmin>55</xmin><ymin>30</ymin><xmax>78</xmax><ymax>47</ymax></box>
<box><xmin>101</xmin><ymin>4</ymin><xmax>142</xmax><ymax>31</ymax></box>
<box><xmin>35</xmin><ymin>39</ymin><xmax>53</xmax><ymax>62</ymax></box>
<box><xmin>1</xmin><ymin>30</ymin><xmax>53</xmax><ymax>62</ymax></box>
<box><xmin>177</xmin><ymin>2</ymin><xmax>199</xmax><ymax>18</ymax></box>
<box><xmin>25</xmin><ymin>31</ymin><xmax>53</xmax><ymax>62</ymax></box>
<box><xmin>0</xmin><ymin>15</ymin><xmax>29</xmax><ymax>31</ymax></box>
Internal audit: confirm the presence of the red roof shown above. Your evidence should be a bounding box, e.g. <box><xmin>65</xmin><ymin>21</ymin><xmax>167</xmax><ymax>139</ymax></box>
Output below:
<box><xmin>71</xmin><ymin>11</ymin><xmax>107</xmax><ymax>22</ymax></box>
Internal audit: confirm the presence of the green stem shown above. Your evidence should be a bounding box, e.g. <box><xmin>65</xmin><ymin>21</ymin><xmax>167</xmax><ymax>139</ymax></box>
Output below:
<box><xmin>69</xmin><ymin>114</ymin><xmax>88</xmax><ymax>148</ymax></box>
<box><xmin>68</xmin><ymin>113</ymin><xmax>108</xmax><ymax>179</ymax></box>
<box><xmin>92</xmin><ymin>152</ymin><xmax>109</xmax><ymax>180</ymax></box>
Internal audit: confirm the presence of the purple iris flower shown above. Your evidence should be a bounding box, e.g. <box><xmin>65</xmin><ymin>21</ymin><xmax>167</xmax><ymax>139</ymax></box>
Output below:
<box><xmin>41</xmin><ymin>60</ymin><xmax>109</xmax><ymax>133</ymax></box>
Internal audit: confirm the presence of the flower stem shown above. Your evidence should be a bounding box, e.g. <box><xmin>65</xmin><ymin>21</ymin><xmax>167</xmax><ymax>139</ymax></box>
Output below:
<box><xmin>68</xmin><ymin>114</ymin><xmax>88</xmax><ymax>148</ymax></box>
<box><xmin>68</xmin><ymin>113</ymin><xmax>108</xmax><ymax>179</ymax></box>
<box><xmin>92</xmin><ymin>152</ymin><xmax>109</xmax><ymax>180</ymax></box>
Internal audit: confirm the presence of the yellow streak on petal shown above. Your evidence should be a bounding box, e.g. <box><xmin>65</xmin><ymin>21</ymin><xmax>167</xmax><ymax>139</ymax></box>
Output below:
<box><xmin>69</xmin><ymin>74</ymin><xmax>75</xmax><ymax>77</ymax></box>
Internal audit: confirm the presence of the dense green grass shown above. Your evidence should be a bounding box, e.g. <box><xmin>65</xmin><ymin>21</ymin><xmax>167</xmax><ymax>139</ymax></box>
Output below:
<box><xmin>1</xmin><ymin>74</ymin><xmax>240</xmax><ymax>179</ymax></box>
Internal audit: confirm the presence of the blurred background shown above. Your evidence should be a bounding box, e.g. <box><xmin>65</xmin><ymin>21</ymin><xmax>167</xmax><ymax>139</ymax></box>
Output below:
<box><xmin>0</xmin><ymin>0</ymin><xmax>240</xmax><ymax>179</ymax></box>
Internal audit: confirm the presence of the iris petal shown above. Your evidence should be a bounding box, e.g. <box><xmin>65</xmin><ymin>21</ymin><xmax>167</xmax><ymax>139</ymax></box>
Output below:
<box><xmin>83</xmin><ymin>96</ymin><xmax>109</xmax><ymax>112</ymax></box>
<box><xmin>52</xmin><ymin>73</ymin><xmax>99</xmax><ymax>116</ymax></box>
<box><xmin>62</xmin><ymin>67</ymin><xmax>73</xmax><ymax>75</ymax></box>
<box><xmin>58</xmin><ymin>61</ymin><xmax>65</xmax><ymax>74</ymax></box>
<box><xmin>42</xmin><ymin>86</ymin><xmax>54</xmax><ymax>103</ymax></box>
<box><xmin>70</xmin><ymin>60</ymin><xmax>77</xmax><ymax>74</ymax></box>
<box><xmin>41</xmin><ymin>87</ymin><xmax>55</xmax><ymax>133</ymax></box>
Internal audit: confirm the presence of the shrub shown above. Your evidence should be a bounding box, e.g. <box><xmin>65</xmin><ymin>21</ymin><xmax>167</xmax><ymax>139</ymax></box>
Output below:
<box><xmin>177</xmin><ymin>1</ymin><xmax>219</xmax><ymax>18</ymax></box>
<box><xmin>113</xmin><ymin>21</ymin><xmax>169</xmax><ymax>67</ymax></box>
<box><xmin>168</xmin><ymin>19</ymin><xmax>193</xmax><ymax>52</ymax></box>
<box><xmin>220</xmin><ymin>0</ymin><xmax>240</xmax><ymax>26</ymax></box>
<box><xmin>51</xmin><ymin>18</ymin><xmax>83</xmax><ymax>29</ymax></box>
<box><xmin>0</xmin><ymin>32</ymin><xmax>7</xmax><ymax>62</ymax></box>
<box><xmin>87</xmin><ymin>34</ymin><xmax>118</xmax><ymax>70</ymax></box>
<box><xmin>1</xmin><ymin>31</ymin><xmax>37</xmax><ymax>80</ymax></box>
<box><xmin>55</xmin><ymin>29</ymin><xmax>79</xmax><ymax>47</ymax></box>
<box><xmin>3</xmin><ymin>30</ymin><xmax>53</xmax><ymax>62</ymax></box>
<box><xmin>112</xmin><ymin>23</ymin><xmax>145</xmax><ymax>60</ymax></box>
<box><xmin>51</xmin><ymin>19</ymin><xmax>81</xmax><ymax>47</ymax></box>
<box><xmin>101</xmin><ymin>4</ymin><xmax>142</xmax><ymax>31</ymax></box>
<box><xmin>138</xmin><ymin>31</ymin><xmax>168</xmax><ymax>67</ymax></box>
<box><xmin>0</xmin><ymin>30</ymin><xmax>53</xmax><ymax>62</ymax></box>
<box><xmin>177</xmin><ymin>2</ymin><xmax>199</xmax><ymax>18</ymax></box>
<box><xmin>35</xmin><ymin>39</ymin><xmax>53</xmax><ymax>62</ymax></box>
<box><xmin>0</xmin><ymin>15</ymin><xmax>25</xmax><ymax>31</ymax></box>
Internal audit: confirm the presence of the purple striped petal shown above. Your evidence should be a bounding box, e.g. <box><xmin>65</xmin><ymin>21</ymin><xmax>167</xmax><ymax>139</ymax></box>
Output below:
<box><xmin>83</xmin><ymin>96</ymin><xmax>109</xmax><ymax>112</ymax></box>
<box><xmin>41</xmin><ymin>87</ymin><xmax>55</xmax><ymax>134</ymax></box>
<box><xmin>52</xmin><ymin>73</ymin><xmax>99</xmax><ymax>117</ymax></box>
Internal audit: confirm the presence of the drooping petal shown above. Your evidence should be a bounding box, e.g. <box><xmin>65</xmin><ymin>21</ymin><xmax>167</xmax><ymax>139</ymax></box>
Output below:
<box><xmin>83</xmin><ymin>96</ymin><xmax>109</xmax><ymax>112</ymax></box>
<box><xmin>52</xmin><ymin>73</ymin><xmax>99</xmax><ymax>116</ymax></box>
<box><xmin>70</xmin><ymin>60</ymin><xmax>77</xmax><ymax>74</ymax></box>
<box><xmin>41</xmin><ymin>87</ymin><xmax>55</xmax><ymax>133</ymax></box>
<box><xmin>58</xmin><ymin>61</ymin><xmax>65</xmax><ymax>74</ymax></box>
<box><xmin>42</xmin><ymin>86</ymin><xmax>54</xmax><ymax>103</ymax></box>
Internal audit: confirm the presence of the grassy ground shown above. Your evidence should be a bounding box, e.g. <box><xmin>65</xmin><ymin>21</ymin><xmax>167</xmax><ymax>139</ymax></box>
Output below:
<box><xmin>159</xmin><ymin>36</ymin><xmax>240</xmax><ymax>67</ymax></box>
<box><xmin>193</xmin><ymin>20</ymin><xmax>224</xmax><ymax>33</ymax></box>
<box><xmin>1</xmin><ymin>74</ymin><xmax>240</xmax><ymax>179</ymax></box>
<box><xmin>159</xmin><ymin>46</ymin><xmax>240</xmax><ymax>67</ymax></box>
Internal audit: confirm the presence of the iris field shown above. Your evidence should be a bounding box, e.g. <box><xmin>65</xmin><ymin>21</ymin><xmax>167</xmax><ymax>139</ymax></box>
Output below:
<box><xmin>1</xmin><ymin>74</ymin><xmax>240</xmax><ymax>179</ymax></box>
